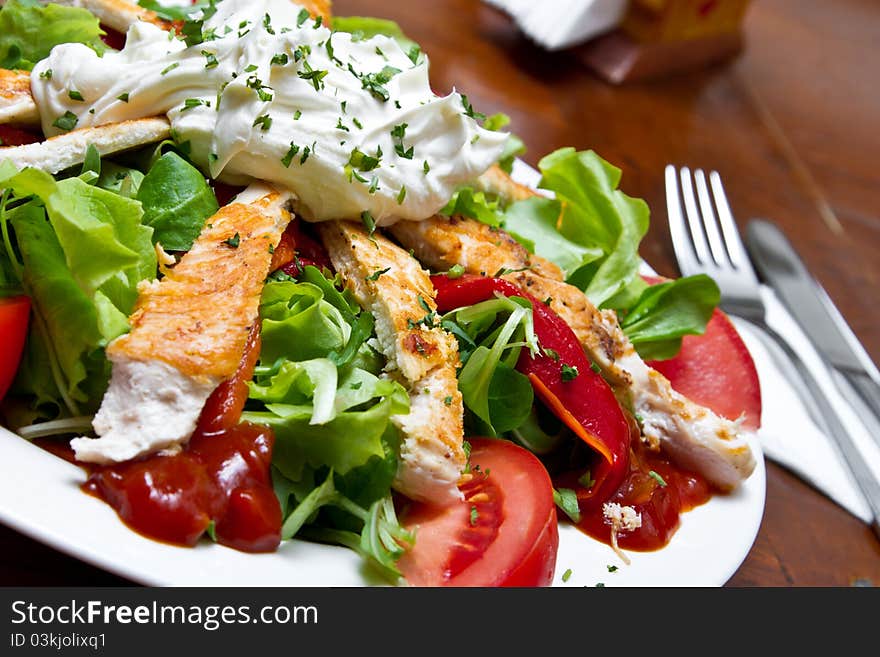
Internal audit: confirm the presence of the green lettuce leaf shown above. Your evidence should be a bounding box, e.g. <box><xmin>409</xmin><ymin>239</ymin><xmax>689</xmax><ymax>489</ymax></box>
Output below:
<box><xmin>503</xmin><ymin>196</ymin><xmax>603</xmax><ymax>279</ymax></box>
<box><xmin>0</xmin><ymin>164</ymin><xmax>156</xmax><ymax>414</ymax></box>
<box><xmin>620</xmin><ymin>274</ymin><xmax>720</xmax><ymax>360</ymax></box>
<box><xmin>444</xmin><ymin>295</ymin><xmax>537</xmax><ymax>437</ymax></box>
<box><xmin>535</xmin><ymin>148</ymin><xmax>649</xmax><ymax>307</ymax></box>
<box><xmin>136</xmin><ymin>151</ymin><xmax>218</xmax><ymax>251</ymax></box>
<box><xmin>331</xmin><ymin>15</ymin><xmax>419</xmax><ymax>53</ymax></box>
<box><xmin>0</xmin><ymin>0</ymin><xmax>106</xmax><ymax>70</ymax></box>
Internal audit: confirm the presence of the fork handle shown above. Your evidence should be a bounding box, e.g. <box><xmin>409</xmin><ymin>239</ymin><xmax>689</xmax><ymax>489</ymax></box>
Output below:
<box><xmin>746</xmin><ymin>318</ymin><xmax>880</xmax><ymax>541</ymax></box>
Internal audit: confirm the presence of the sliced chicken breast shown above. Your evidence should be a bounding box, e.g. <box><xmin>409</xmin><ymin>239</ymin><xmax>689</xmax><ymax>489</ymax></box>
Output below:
<box><xmin>0</xmin><ymin>69</ymin><xmax>39</xmax><ymax>127</ymax></box>
<box><xmin>71</xmin><ymin>184</ymin><xmax>292</xmax><ymax>463</ymax></box>
<box><xmin>317</xmin><ymin>220</ymin><xmax>466</xmax><ymax>505</ymax></box>
<box><xmin>388</xmin><ymin>215</ymin><xmax>755</xmax><ymax>491</ymax></box>
<box><xmin>0</xmin><ymin>116</ymin><xmax>171</xmax><ymax>173</ymax></box>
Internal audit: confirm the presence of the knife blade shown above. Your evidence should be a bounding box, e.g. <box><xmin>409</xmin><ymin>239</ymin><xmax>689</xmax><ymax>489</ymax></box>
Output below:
<box><xmin>744</xmin><ymin>219</ymin><xmax>880</xmax><ymax>440</ymax></box>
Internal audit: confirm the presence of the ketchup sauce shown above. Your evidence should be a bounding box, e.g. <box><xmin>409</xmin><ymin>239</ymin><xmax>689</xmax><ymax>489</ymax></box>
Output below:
<box><xmin>556</xmin><ymin>440</ymin><xmax>712</xmax><ymax>552</ymax></box>
<box><xmin>83</xmin><ymin>421</ymin><xmax>281</xmax><ymax>553</ymax></box>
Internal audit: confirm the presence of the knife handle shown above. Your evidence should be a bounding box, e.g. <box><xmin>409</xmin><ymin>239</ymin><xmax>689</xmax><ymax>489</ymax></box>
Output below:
<box><xmin>750</xmin><ymin>319</ymin><xmax>880</xmax><ymax>541</ymax></box>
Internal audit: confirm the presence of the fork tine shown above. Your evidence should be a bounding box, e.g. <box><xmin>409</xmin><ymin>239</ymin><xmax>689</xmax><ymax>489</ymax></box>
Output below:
<box><xmin>664</xmin><ymin>165</ymin><xmax>700</xmax><ymax>277</ymax></box>
<box><xmin>707</xmin><ymin>171</ymin><xmax>751</xmax><ymax>270</ymax></box>
<box><xmin>694</xmin><ymin>169</ymin><xmax>729</xmax><ymax>267</ymax></box>
<box><xmin>678</xmin><ymin>167</ymin><xmax>712</xmax><ymax>266</ymax></box>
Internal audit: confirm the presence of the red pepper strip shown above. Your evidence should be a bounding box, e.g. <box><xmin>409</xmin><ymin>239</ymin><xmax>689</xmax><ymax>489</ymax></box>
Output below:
<box><xmin>268</xmin><ymin>220</ymin><xmax>334</xmax><ymax>277</ymax></box>
<box><xmin>195</xmin><ymin>322</ymin><xmax>262</xmax><ymax>435</ymax></box>
<box><xmin>431</xmin><ymin>274</ymin><xmax>631</xmax><ymax>505</ymax></box>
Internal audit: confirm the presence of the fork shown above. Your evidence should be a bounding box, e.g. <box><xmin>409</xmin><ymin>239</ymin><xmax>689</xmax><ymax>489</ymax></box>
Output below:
<box><xmin>665</xmin><ymin>165</ymin><xmax>880</xmax><ymax>539</ymax></box>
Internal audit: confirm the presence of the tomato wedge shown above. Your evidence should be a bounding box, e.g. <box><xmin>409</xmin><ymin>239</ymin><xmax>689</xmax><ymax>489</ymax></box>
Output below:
<box><xmin>0</xmin><ymin>295</ymin><xmax>30</xmax><ymax>402</ymax></box>
<box><xmin>648</xmin><ymin>308</ymin><xmax>762</xmax><ymax>431</ymax></box>
<box><xmin>397</xmin><ymin>438</ymin><xmax>558</xmax><ymax>587</ymax></box>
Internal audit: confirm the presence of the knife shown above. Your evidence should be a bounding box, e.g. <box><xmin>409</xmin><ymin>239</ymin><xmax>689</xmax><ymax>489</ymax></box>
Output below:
<box><xmin>745</xmin><ymin>219</ymin><xmax>880</xmax><ymax>446</ymax></box>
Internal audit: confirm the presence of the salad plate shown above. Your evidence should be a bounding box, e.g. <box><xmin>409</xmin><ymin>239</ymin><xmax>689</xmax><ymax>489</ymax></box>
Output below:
<box><xmin>0</xmin><ymin>159</ymin><xmax>766</xmax><ymax>588</ymax></box>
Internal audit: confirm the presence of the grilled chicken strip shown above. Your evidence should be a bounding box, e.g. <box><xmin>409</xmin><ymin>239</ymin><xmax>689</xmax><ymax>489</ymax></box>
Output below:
<box><xmin>0</xmin><ymin>116</ymin><xmax>171</xmax><ymax>173</ymax></box>
<box><xmin>71</xmin><ymin>184</ymin><xmax>292</xmax><ymax>463</ymax></box>
<box><xmin>317</xmin><ymin>220</ymin><xmax>466</xmax><ymax>505</ymax></box>
<box><xmin>389</xmin><ymin>215</ymin><xmax>756</xmax><ymax>491</ymax></box>
<box><xmin>0</xmin><ymin>70</ymin><xmax>39</xmax><ymax>127</ymax></box>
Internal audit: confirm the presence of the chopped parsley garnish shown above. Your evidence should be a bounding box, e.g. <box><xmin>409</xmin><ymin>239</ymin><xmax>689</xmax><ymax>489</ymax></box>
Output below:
<box><xmin>607</xmin><ymin>565</ymin><xmax>619</xmax><ymax>573</ymax></box>
<box><xmin>160</xmin><ymin>62</ymin><xmax>180</xmax><ymax>76</ymax></box>
<box><xmin>347</xmin><ymin>147</ymin><xmax>382</xmax><ymax>173</ymax></box>
<box><xmin>407</xmin><ymin>45</ymin><xmax>422</xmax><ymax>65</ymax></box>
<box><xmin>352</xmin><ymin>117</ymin><xmax>363</xmax><ymax>130</ymax></box>
<box><xmin>335</xmin><ymin>117</ymin><xmax>349</xmax><ymax>132</ymax></box>
<box><xmin>446</xmin><ymin>264</ymin><xmax>465</xmax><ymax>279</ymax></box>
<box><xmin>39</xmin><ymin>69</ymin><xmax>52</xmax><ymax>79</ymax></box>
<box><xmin>350</xmin><ymin>381</ymin><xmax>363</xmax><ymax>390</ymax></box>
<box><xmin>246</xmin><ymin>75</ymin><xmax>274</xmax><ymax>102</ymax></box>
<box><xmin>423</xmin><ymin>160</ymin><xmax>430</xmax><ymax>174</ymax></box>
<box><xmin>116</xmin><ymin>92</ymin><xmax>130</xmax><ymax>103</ymax></box>
<box><xmin>396</xmin><ymin>185</ymin><xmax>407</xmax><ymax>204</ymax></box>
<box><xmin>299</xmin><ymin>144</ymin><xmax>312</xmax><ymax>164</ymax></box>
<box><xmin>244</xmin><ymin>64</ymin><xmax>259</xmax><ymax>72</ymax></box>
<box><xmin>366</xmin><ymin>267</ymin><xmax>390</xmax><ymax>281</ymax></box>
<box><xmin>296</xmin><ymin>8</ymin><xmax>309</xmax><ymax>26</ymax></box>
<box><xmin>443</xmin><ymin>395</ymin><xmax>453</xmax><ymax>406</ymax></box>
<box><xmin>223</xmin><ymin>232</ymin><xmax>241</xmax><ymax>248</ymax></box>
<box><xmin>298</xmin><ymin>61</ymin><xmax>328</xmax><ymax>91</ymax></box>
<box><xmin>562</xmin><ymin>569</ymin><xmax>573</xmax><ymax>583</ymax></box>
<box><xmin>348</xmin><ymin>64</ymin><xmax>400</xmax><ymax>102</ymax></box>
<box><xmin>281</xmin><ymin>142</ymin><xmax>300</xmax><ymax>167</ymax></box>
<box><xmin>553</xmin><ymin>488</ymin><xmax>581</xmax><ymax>523</ymax></box>
<box><xmin>182</xmin><ymin>98</ymin><xmax>209</xmax><ymax>111</ymax></box>
<box><xmin>391</xmin><ymin>123</ymin><xmax>414</xmax><ymax>159</ymax></box>
<box><xmin>271</xmin><ymin>52</ymin><xmax>289</xmax><ymax>66</ymax></box>
<box><xmin>368</xmin><ymin>175</ymin><xmax>379</xmax><ymax>194</ymax></box>
<box><xmin>590</xmin><ymin>361</ymin><xmax>601</xmax><ymax>374</ymax></box>
<box><xmin>262</xmin><ymin>13</ymin><xmax>274</xmax><ymax>35</ymax></box>
<box><xmin>578</xmin><ymin>470</ymin><xmax>595</xmax><ymax>488</ymax></box>
<box><xmin>460</xmin><ymin>94</ymin><xmax>486</xmax><ymax>120</ymax></box>
<box><xmin>67</xmin><ymin>89</ymin><xmax>84</xmax><ymax>102</ymax></box>
<box><xmin>648</xmin><ymin>470</ymin><xmax>668</xmax><ymax>487</ymax></box>
<box><xmin>293</xmin><ymin>109</ymin><xmax>302</xmax><ymax>120</ymax></box>
<box><xmin>360</xmin><ymin>210</ymin><xmax>376</xmax><ymax>236</ymax></box>
<box><xmin>561</xmin><ymin>364</ymin><xmax>579</xmax><ymax>382</ymax></box>
<box><xmin>313</xmin><ymin>15</ymin><xmax>323</xmax><ymax>29</ymax></box>
<box><xmin>325</xmin><ymin>35</ymin><xmax>341</xmax><ymax>65</ymax></box>
<box><xmin>253</xmin><ymin>114</ymin><xmax>272</xmax><ymax>131</ymax></box>
<box><xmin>543</xmin><ymin>348</ymin><xmax>560</xmax><ymax>362</ymax></box>
<box><xmin>469</xmin><ymin>506</ymin><xmax>479</xmax><ymax>526</ymax></box>
<box><xmin>202</xmin><ymin>50</ymin><xmax>219</xmax><ymax>69</ymax></box>
<box><xmin>52</xmin><ymin>111</ymin><xmax>78</xmax><ymax>132</ymax></box>
<box><xmin>492</xmin><ymin>266</ymin><xmax>529</xmax><ymax>277</ymax></box>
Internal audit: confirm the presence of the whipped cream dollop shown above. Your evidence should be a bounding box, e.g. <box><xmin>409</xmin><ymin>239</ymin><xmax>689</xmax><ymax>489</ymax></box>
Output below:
<box><xmin>30</xmin><ymin>0</ymin><xmax>506</xmax><ymax>223</ymax></box>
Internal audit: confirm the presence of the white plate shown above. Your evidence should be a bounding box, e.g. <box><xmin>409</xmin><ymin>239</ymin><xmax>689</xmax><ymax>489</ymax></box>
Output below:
<box><xmin>0</xmin><ymin>158</ymin><xmax>766</xmax><ymax>586</ymax></box>
<box><xmin>0</xmin><ymin>425</ymin><xmax>764</xmax><ymax>587</ymax></box>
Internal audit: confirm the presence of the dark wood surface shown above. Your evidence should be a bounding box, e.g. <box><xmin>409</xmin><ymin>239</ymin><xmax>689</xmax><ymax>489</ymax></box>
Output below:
<box><xmin>3</xmin><ymin>0</ymin><xmax>879</xmax><ymax>587</ymax></box>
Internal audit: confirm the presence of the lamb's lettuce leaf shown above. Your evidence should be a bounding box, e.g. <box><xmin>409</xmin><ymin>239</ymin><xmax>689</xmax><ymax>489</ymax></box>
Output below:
<box><xmin>136</xmin><ymin>152</ymin><xmax>218</xmax><ymax>252</ymax></box>
<box><xmin>442</xmin><ymin>295</ymin><xmax>537</xmax><ymax>437</ymax></box>
<box><xmin>0</xmin><ymin>0</ymin><xmax>106</xmax><ymax>70</ymax></box>
<box><xmin>619</xmin><ymin>274</ymin><xmax>720</xmax><ymax>360</ymax></box>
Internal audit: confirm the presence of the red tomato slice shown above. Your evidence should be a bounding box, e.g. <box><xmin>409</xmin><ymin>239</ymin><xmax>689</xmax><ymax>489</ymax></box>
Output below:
<box><xmin>648</xmin><ymin>308</ymin><xmax>762</xmax><ymax>430</ymax></box>
<box><xmin>0</xmin><ymin>296</ymin><xmax>30</xmax><ymax>402</ymax></box>
<box><xmin>397</xmin><ymin>438</ymin><xmax>558</xmax><ymax>587</ymax></box>
<box><xmin>0</xmin><ymin>125</ymin><xmax>40</xmax><ymax>147</ymax></box>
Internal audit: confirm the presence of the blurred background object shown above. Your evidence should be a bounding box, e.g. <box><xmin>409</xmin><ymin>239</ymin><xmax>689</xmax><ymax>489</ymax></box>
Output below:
<box><xmin>488</xmin><ymin>0</ymin><xmax>753</xmax><ymax>83</ymax></box>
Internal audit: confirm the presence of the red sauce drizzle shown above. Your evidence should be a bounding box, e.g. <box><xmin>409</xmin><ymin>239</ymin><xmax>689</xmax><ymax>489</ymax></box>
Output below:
<box><xmin>70</xmin><ymin>324</ymin><xmax>281</xmax><ymax>553</ymax></box>
<box><xmin>556</xmin><ymin>440</ymin><xmax>712</xmax><ymax>551</ymax></box>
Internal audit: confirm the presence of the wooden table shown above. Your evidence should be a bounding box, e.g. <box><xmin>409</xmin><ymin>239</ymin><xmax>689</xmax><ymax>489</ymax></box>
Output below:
<box><xmin>3</xmin><ymin>0</ymin><xmax>878</xmax><ymax>586</ymax></box>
